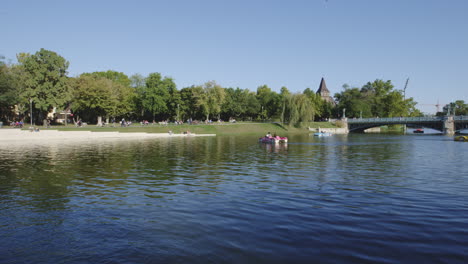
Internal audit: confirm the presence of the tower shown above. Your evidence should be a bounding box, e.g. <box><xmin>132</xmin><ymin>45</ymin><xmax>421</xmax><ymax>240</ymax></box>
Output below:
<box><xmin>316</xmin><ymin>77</ymin><xmax>335</xmax><ymax>105</ymax></box>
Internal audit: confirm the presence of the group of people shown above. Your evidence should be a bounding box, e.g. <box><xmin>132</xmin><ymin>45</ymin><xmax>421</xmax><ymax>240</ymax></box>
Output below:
<box><xmin>10</xmin><ymin>121</ymin><xmax>24</xmax><ymax>128</ymax></box>
<box><xmin>120</xmin><ymin>119</ymin><xmax>132</xmax><ymax>127</ymax></box>
<box><xmin>29</xmin><ymin>126</ymin><xmax>40</xmax><ymax>132</ymax></box>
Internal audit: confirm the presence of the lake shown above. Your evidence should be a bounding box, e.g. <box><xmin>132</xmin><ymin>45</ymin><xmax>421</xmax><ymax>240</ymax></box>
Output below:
<box><xmin>1</xmin><ymin>134</ymin><xmax>467</xmax><ymax>263</ymax></box>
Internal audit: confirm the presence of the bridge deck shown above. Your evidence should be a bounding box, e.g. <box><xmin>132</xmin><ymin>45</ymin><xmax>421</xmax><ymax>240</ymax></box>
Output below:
<box><xmin>348</xmin><ymin>116</ymin><xmax>468</xmax><ymax>123</ymax></box>
<box><xmin>346</xmin><ymin>116</ymin><xmax>468</xmax><ymax>133</ymax></box>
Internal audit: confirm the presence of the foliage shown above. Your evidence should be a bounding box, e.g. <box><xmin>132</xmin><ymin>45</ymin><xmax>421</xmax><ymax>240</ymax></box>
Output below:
<box><xmin>256</xmin><ymin>85</ymin><xmax>280</xmax><ymax>119</ymax></box>
<box><xmin>179</xmin><ymin>86</ymin><xmax>200</xmax><ymax>120</ymax></box>
<box><xmin>221</xmin><ymin>87</ymin><xmax>259</xmax><ymax>120</ymax></box>
<box><xmin>286</xmin><ymin>93</ymin><xmax>316</xmax><ymax>127</ymax></box>
<box><xmin>82</xmin><ymin>70</ymin><xmax>131</xmax><ymax>88</ymax></box>
<box><xmin>3</xmin><ymin>48</ymin><xmax>431</xmax><ymax>125</ymax></box>
<box><xmin>192</xmin><ymin>81</ymin><xmax>226</xmax><ymax>120</ymax></box>
<box><xmin>334</xmin><ymin>80</ymin><xmax>421</xmax><ymax>118</ymax></box>
<box><xmin>0</xmin><ymin>60</ymin><xmax>21</xmax><ymax>121</ymax></box>
<box><xmin>17</xmin><ymin>49</ymin><xmax>70</xmax><ymax>116</ymax></box>
<box><xmin>439</xmin><ymin>100</ymin><xmax>468</xmax><ymax>116</ymax></box>
<box><xmin>71</xmin><ymin>75</ymin><xmax>135</xmax><ymax>122</ymax></box>
<box><xmin>141</xmin><ymin>73</ymin><xmax>172</xmax><ymax>121</ymax></box>
<box><xmin>130</xmin><ymin>73</ymin><xmax>146</xmax><ymax>117</ymax></box>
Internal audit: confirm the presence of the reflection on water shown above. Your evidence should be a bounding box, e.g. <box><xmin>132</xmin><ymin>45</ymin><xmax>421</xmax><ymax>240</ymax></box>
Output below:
<box><xmin>1</xmin><ymin>134</ymin><xmax>468</xmax><ymax>263</ymax></box>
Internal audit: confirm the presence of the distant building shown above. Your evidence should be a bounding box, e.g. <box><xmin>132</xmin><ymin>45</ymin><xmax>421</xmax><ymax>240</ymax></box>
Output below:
<box><xmin>316</xmin><ymin>77</ymin><xmax>335</xmax><ymax>105</ymax></box>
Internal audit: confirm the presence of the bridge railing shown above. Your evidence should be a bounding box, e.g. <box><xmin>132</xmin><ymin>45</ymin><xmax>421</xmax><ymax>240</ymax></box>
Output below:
<box><xmin>347</xmin><ymin>116</ymin><xmax>444</xmax><ymax>123</ymax></box>
<box><xmin>454</xmin><ymin>116</ymin><xmax>468</xmax><ymax>121</ymax></box>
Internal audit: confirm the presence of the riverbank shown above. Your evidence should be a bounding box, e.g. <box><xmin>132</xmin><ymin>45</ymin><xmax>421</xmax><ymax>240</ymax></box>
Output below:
<box><xmin>0</xmin><ymin>122</ymin><xmax>338</xmax><ymax>143</ymax></box>
<box><xmin>0</xmin><ymin>129</ymin><xmax>215</xmax><ymax>143</ymax></box>
<box><xmin>11</xmin><ymin>122</ymin><xmax>335</xmax><ymax>135</ymax></box>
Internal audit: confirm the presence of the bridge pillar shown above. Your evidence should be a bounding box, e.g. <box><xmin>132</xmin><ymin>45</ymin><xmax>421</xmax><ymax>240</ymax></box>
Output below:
<box><xmin>340</xmin><ymin>118</ymin><xmax>349</xmax><ymax>133</ymax></box>
<box><xmin>443</xmin><ymin>116</ymin><xmax>455</xmax><ymax>135</ymax></box>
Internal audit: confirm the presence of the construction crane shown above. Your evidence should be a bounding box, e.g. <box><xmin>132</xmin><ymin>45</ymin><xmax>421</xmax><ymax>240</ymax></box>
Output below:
<box><xmin>420</xmin><ymin>100</ymin><xmax>441</xmax><ymax>113</ymax></box>
<box><xmin>403</xmin><ymin>78</ymin><xmax>409</xmax><ymax>99</ymax></box>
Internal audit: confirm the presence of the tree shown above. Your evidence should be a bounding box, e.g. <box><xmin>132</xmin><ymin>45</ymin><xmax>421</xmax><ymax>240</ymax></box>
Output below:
<box><xmin>17</xmin><ymin>49</ymin><xmax>70</xmax><ymax>122</ymax></box>
<box><xmin>71</xmin><ymin>75</ymin><xmax>114</xmax><ymax>120</ymax></box>
<box><xmin>287</xmin><ymin>93</ymin><xmax>315</xmax><ymax>126</ymax></box>
<box><xmin>221</xmin><ymin>87</ymin><xmax>254</xmax><ymax>120</ymax></box>
<box><xmin>256</xmin><ymin>85</ymin><xmax>280</xmax><ymax>119</ymax></box>
<box><xmin>164</xmin><ymin>77</ymin><xmax>181</xmax><ymax>120</ymax></box>
<box><xmin>244</xmin><ymin>90</ymin><xmax>260</xmax><ymax>121</ymax></box>
<box><xmin>440</xmin><ymin>100</ymin><xmax>468</xmax><ymax>116</ymax></box>
<box><xmin>334</xmin><ymin>80</ymin><xmax>420</xmax><ymax>118</ymax></box>
<box><xmin>279</xmin><ymin>87</ymin><xmax>291</xmax><ymax>124</ymax></box>
<box><xmin>302</xmin><ymin>88</ymin><xmax>322</xmax><ymax>120</ymax></box>
<box><xmin>82</xmin><ymin>70</ymin><xmax>131</xmax><ymax>88</ymax></box>
<box><xmin>334</xmin><ymin>87</ymin><xmax>371</xmax><ymax>118</ymax></box>
<box><xmin>0</xmin><ymin>60</ymin><xmax>21</xmax><ymax>121</ymax></box>
<box><xmin>179</xmin><ymin>86</ymin><xmax>201</xmax><ymax>120</ymax></box>
<box><xmin>130</xmin><ymin>73</ymin><xmax>146</xmax><ymax>117</ymax></box>
<box><xmin>192</xmin><ymin>81</ymin><xmax>226</xmax><ymax>121</ymax></box>
<box><xmin>71</xmin><ymin>75</ymin><xmax>135</xmax><ymax>123</ymax></box>
<box><xmin>142</xmin><ymin>73</ymin><xmax>171</xmax><ymax>121</ymax></box>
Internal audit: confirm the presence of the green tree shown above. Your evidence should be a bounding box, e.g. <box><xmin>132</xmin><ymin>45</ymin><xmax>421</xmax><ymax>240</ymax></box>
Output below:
<box><xmin>287</xmin><ymin>93</ymin><xmax>315</xmax><ymax>126</ymax></box>
<box><xmin>256</xmin><ymin>85</ymin><xmax>280</xmax><ymax>120</ymax></box>
<box><xmin>179</xmin><ymin>86</ymin><xmax>200</xmax><ymax>120</ymax></box>
<box><xmin>221</xmin><ymin>87</ymin><xmax>255</xmax><ymax>120</ymax></box>
<box><xmin>0</xmin><ymin>60</ymin><xmax>21</xmax><ymax>121</ymax></box>
<box><xmin>279</xmin><ymin>86</ymin><xmax>291</xmax><ymax>124</ymax></box>
<box><xmin>18</xmin><ymin>49</ymin><xmax>70</xmax><ymax>122</ymax></box>
<box><xmin>142</xmin><ymin>73</ymin><xmax>171</xmax><ymax>121</ymax></box>
<box><xmin>164</xmin><ymin>77</ymin><xmax>181</xmax><ymax>120</ymax></box>
<box><xmin>441</xmin><ymin>100</ymin><xmax>468</xmax><ymax>116</ymax></box>
<box><xmin>334</xmin><ymin>80</ymin><xmax>420</xmax><ymax>118</ymax></box>
<box><xmin>71</xmin><ymin>75</ymin><xmax>135</xmax><ymax>123</ymax></box>
<box><xmin>193</xmin><ymin>81</ymin><xmax>226</xmax><ymax>121</ymax></box>
<box><xmin>334</xmin><ymin>87</ymin><xmax>371</xmax><ymax>118</ymax></box>
<box><xmin>302</xmin><ymin>88</ymin><xmax>322</xmax><ymax>120</ymax></box>
<box><xmin>82</xmin><ymin>70</ymin><xmax>131</xmax><ymax>88</ymax></box>
<box><xmin>130</xmin><ymin>73</ymin><xmax>146</xmax><ymax>117</ymax></box>
<box><xmin>71</xmin><ymin>75</ymin><xmax>113</xmax><ymax>120</ymax></box>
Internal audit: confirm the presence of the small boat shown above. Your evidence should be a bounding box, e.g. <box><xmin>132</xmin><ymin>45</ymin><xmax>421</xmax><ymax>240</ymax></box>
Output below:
<box><xmin>413</xmin><ymin>129</ymin><xmax>424</xmax><ymax>134</ymax></box>
<box><xmin>259</xmin><ymin>136</ymin><xmax>288</xmax><ymax>144</ymax></box>
<box><xmin>313</xmin><ymin>132</ymin><xmax>332</xmax><ymax>137</ymax></box>
<box><xmin>454</xmin><ymin>135</ymin><xmax>468</xmax><ymax>141</ymax></box>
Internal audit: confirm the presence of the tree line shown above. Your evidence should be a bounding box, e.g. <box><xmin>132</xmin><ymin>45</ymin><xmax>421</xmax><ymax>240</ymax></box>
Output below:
<box><xmin>1</xmin><ymin>49</ymin><xmax>424</xmax><ymax>126</ymax></box>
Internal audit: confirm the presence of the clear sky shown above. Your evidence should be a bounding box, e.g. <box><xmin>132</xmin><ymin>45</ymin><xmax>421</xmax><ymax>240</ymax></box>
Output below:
<box><xmin>2</xmin><ymin>0</ymin><xmax>467</xmax><ymax>114</ymax></box>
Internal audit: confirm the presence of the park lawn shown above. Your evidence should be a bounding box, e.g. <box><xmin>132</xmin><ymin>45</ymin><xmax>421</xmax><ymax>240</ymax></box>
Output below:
<box><xmin>41</xmin><ymin>122</ymin><xmax>337</xmax><ymax>135</ymax></box>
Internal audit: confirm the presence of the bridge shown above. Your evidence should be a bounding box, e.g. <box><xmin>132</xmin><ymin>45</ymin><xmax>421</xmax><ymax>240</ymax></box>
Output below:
<box><xmin>345</xmin><ymin>116</ymin><xmax>468</xmax><ymax>134</ymax></box>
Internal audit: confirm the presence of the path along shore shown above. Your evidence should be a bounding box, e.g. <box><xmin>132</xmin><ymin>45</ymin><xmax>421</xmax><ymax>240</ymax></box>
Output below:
<box><xmin>0</xmin><ymin>129</ymin><xmax>215</xmax><ymax>143</ymax></box>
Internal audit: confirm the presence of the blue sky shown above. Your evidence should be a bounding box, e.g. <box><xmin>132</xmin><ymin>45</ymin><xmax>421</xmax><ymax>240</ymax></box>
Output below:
<box><xmin>2</xmin><ymin>0</ymin><xmax>467</xmax><ymax>114</ymax></box>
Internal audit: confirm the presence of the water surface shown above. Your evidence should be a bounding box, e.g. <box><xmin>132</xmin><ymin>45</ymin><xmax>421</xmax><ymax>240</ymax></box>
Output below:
<box><xmin>1</xmin><ymin>134</ymin><xmax>467</xmax><ymax>263</ymax></box>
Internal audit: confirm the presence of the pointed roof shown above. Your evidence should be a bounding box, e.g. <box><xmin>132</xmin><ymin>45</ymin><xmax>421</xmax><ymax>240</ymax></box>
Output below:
<box><xmin>316</xmin><ymin>77</ymin><xmax>330</xmax><ymax>94</ymax></box>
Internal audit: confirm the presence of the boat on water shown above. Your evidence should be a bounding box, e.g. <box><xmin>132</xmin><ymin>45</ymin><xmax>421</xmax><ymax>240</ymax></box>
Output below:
<box><xmin>413</xmin><ymin>129</ymin><xmax>424</xmax><ymax>134</ymax></box>
<box><xmin>454</xmin><ymin>135</ymin><xmax>468</xmax><ymax>141</ymax></box>
<box><xmin>313</xmin><ymin>132</ymin><xmax>332</xmax><ymax>137</ymax></box>
<box><xmin>259</xmin><ymin>136</ymin><xmax>288</xmax><ymax>144</ymax></box>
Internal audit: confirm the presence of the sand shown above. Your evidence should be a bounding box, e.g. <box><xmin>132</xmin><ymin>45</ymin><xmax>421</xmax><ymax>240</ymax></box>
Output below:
<box><xmin>0</xmin><ymin>129</ymin><xmax>215</xmax><ymax>143</ymax></box>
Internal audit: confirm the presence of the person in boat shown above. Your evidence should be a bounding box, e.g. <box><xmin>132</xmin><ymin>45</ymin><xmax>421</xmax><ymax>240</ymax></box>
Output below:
<box><xmin>266</xmin><ymin>132</ymin><xmax>272</xmax><ymax>137</ymax></box>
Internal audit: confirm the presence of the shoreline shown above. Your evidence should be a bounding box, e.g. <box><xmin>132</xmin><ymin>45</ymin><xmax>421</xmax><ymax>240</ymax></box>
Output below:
<box><xmin>0</xmin><ymin>129</ymin><xmax>215</xmax><ymax>143</ymax></box>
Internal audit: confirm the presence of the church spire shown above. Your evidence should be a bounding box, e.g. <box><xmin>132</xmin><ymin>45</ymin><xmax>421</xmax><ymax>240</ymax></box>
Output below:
<box><xmin>316</xmin><ymin>77</ymin><xmax>335</xmax><ymax>105</ymax></box>
<box><xmin>316</xmin><ymin>77</ymin><xmax>330</xmax><ymax>95</ymax></box>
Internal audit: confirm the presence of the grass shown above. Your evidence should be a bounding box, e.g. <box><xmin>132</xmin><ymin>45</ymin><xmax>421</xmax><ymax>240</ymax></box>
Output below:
<box><xmin>35</xmin><ymin>121</ymin><xmax>337</xmax><ymax>135</ymax></box>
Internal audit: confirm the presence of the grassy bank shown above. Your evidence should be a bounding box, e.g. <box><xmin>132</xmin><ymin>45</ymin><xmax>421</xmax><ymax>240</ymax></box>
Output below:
<box><xmin>35</xmin><ymin>122</ymin><xmax>337</xmax><ymax>136</ymax></box>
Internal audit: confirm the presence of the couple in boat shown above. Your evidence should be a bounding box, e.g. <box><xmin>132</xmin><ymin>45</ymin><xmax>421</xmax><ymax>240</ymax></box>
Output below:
<box><xmin>260</xmin><ymin>132</ymin><xmax>288</xmax><ymax>143</ymax></box>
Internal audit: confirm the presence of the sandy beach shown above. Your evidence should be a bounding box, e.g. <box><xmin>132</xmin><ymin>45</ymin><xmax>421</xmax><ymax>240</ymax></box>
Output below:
<box><xmin>0</xmin><ymin>129</ymin><xmax>215</xmax><ymax>143</ymax></box>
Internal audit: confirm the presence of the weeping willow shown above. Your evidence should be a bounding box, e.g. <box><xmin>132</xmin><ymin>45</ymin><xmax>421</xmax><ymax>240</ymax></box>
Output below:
<box><xmin>287</xmin><ymin>93</ymin><xmax>317</xmax><ymax>126</ymax></box>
